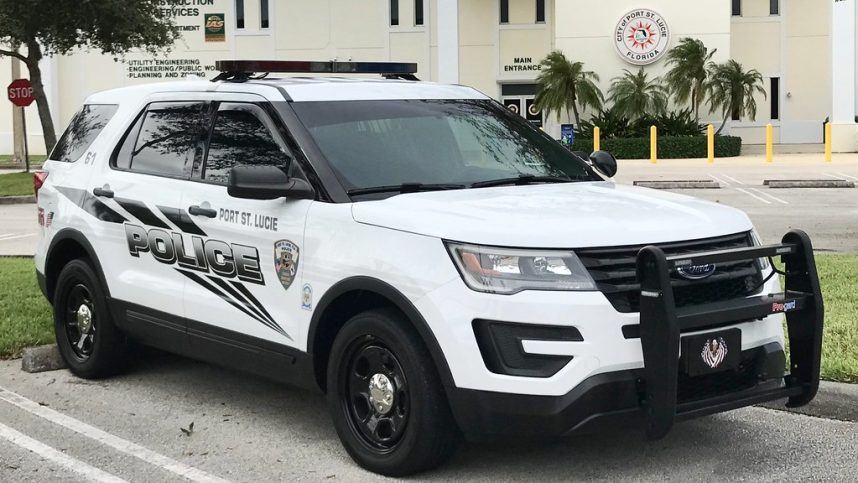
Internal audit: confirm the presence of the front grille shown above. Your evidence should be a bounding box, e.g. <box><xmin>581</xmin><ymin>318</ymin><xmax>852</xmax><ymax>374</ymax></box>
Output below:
<box><xmin>577</xmin><ymin>232</ymin><xmax>763</xmax><ymax>313</ymax></box>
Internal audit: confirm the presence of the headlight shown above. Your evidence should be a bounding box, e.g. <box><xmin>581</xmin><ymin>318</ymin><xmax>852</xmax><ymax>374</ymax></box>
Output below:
<box><xmin>750</xmin><ymin>230</ymin><xmax>771</xmax><ymax>271</ymax></box>
<box><xmin>445</xmin><ymin>242</ymin><xmax>597</xmax><ymax>294</ymax></box>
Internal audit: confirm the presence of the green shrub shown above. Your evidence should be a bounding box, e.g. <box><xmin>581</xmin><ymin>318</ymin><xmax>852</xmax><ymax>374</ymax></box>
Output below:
<box><xmin>568</xmin><ymin>135</ymin><xmax>741</xmax><ymax>159</ymax></box>
<box><xmin>577</xmin><ymin>107</ymin><xmax>706</xmax><ymax>138</ymax></box>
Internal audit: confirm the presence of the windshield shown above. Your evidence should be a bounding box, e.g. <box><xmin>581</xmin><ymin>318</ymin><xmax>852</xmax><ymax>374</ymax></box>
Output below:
<box><xmin>291</xmin><ymin>99</ymin><xmax>597</xmax><ymax>197</ymax></box>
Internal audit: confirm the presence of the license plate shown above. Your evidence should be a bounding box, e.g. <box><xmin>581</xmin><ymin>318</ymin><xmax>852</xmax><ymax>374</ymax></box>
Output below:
<box><xmin>682</xmin><ymin>328</ymin><xmax>741</xmax><ymax>376</ymax></box>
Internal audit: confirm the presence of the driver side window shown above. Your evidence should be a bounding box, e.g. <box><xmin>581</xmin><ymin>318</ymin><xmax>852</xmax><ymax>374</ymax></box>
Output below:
<box><xmin>203</xmin><ymin>102</ymin><xmax>295</xmax><ymax>184</ymax></box>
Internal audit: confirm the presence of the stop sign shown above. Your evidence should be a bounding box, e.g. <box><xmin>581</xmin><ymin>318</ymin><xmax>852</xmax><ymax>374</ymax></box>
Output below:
<box><xmin>8</xmin><ymin>79</ymin><xmax>34</xmax><ymax>107</ymax></box>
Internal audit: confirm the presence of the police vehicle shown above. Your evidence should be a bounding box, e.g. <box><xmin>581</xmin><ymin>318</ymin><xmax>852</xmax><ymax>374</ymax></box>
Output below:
<box><xmin>33</xmin><ymin>61</ymin><xmax>824</xmax><ymax>476</ymax></box>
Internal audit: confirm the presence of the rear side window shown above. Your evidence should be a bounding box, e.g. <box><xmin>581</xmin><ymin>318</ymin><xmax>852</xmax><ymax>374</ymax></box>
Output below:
<box><xmin>114</xmin><ymin>102</ymin><xmax>204</xmax><ymax>178</ymax></box>
<box><xmin>202</xmin><ymin>103</ymin><xmax>292</xmax><ymax>184</ymax></box>
<box><xmin>50</xmin><ymin>104</ymin><xmax>118</xmax><ymax>162</ymax></box>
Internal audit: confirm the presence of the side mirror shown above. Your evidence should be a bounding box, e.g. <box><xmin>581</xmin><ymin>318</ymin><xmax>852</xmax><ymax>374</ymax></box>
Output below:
<box><xmin>589</xmin><ymin>150</ymin><xmax>618</xmax><ymax>178</ymax></box>
<box><xmin>227</xmin><ymin>165</ymin><xmax>315</xmax><ymax>200</ymax></box>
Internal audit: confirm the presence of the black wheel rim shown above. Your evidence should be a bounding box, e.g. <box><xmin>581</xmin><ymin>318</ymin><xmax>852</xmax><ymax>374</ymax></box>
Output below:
<box><xmin>64</xmin><ymin>283</ymin><xmax>96</xmax><ymax>361</ymax></box>
<box><xmin>341</xmin><ymin>336</ymin><xmax>409</xmax><ymax>452</ymax></box>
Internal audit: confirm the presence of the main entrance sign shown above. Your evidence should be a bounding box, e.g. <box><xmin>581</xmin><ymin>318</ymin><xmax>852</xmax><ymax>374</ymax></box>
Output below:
<box><xmin>614</xmin><ymin>9</ymin><xmax>670</xmax><ymax>66</ymax></box>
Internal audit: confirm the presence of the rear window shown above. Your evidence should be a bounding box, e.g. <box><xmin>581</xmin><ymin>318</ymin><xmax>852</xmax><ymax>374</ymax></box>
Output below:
<box><xmin>50</xmin><ymin>104</ymin><xmax>118</xmax><ymax>162</ymax></box>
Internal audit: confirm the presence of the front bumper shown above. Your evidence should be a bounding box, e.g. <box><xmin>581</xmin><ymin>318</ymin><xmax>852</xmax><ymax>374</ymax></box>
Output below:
<box><xmin>448</xmin><ymin>342</ymin><xmax>792</xmax><ymax>440</ymax></box>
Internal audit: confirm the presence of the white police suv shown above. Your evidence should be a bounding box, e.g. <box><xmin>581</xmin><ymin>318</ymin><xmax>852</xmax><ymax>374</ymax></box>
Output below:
<box><xmin>34</xmin><ymin>61</ymin><xmax>824</xmax><ymax>476</ymax></box>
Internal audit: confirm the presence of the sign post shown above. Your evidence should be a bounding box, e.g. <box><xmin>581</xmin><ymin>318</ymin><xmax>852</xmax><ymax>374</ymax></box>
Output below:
<box><xmin>7</xmin><ymin>78</ymin><xmax>34</xmax><ymax>172</ymax></box>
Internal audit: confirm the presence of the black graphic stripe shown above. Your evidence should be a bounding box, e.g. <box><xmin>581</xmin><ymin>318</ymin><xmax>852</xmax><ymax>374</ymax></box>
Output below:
<box><xmin>115</xmin><ymin>197</ymin><xmax>170</xmax><ymax>228</ymax></box>
<box><xmin>55</xmin><ymin>186</ymin><xmax>127</xmax><ymax>224</ymax></box>
<box><xmin>207</xmin><ymin>276</ymin><xmax>281</xmax><ymax>331</ymax></box>
<box><xmin>230</xmin><ymin>281</ymin><xmax>280</xmax><ymax>333</ymax></box>
<box><xmin>177</xmin><ymin>269</ymin><xmax>290</xmax><ymax>339</ymax></box>
<box><xmin>158</xmin><ymin>206</ymin><xmax>207</xmax><ymax>236</ymax></box>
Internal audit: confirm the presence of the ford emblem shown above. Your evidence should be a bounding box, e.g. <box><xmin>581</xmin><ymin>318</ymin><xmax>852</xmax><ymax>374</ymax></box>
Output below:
<box><xmin>677</xmin><ymin>263</ymin><xmax>716</xmax><ymax>280</ymax></box>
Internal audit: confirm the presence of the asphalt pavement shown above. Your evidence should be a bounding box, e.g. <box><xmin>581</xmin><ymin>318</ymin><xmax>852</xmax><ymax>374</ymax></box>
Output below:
<box><xmin>0</xmin><ymin>353</ymin><xmax>855</xmax><ymax>482</ymax></box>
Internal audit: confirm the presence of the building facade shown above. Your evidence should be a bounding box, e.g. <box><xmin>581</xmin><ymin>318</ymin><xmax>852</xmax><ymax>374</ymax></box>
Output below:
<box><xmin>2</xmin><ymin>0</ymin><xmax>856</xmax><ymax>154</ymax></box>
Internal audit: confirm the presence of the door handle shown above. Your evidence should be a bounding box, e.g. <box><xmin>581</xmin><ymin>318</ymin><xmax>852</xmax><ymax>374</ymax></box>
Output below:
<box><xmin>93</xmin><ymin>187</ymin><xmax>114</xmax><ymax>198</ymax></box>
<box><xmin>189</xmin><ymin>205</ymin><xmax>217</xmax><ymax>218</ymax></box>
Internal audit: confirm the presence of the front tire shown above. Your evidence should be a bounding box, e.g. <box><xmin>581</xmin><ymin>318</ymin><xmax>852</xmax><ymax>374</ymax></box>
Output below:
<box><xmin>53</xmin><ymin>259</ymin><xmax>132</xmax><ymax>379</ymax></box>
<box><xmin>327</xmin><ymin>308</ymin><xmax>458</xmax><ymax>476</ymax></box>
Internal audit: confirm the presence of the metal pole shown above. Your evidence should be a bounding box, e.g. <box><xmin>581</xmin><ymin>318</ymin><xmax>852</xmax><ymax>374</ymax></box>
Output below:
<box><xmin>22</xmin><ymin>107</ymin><xmax>29</xmax><ymax>173</ymax></box>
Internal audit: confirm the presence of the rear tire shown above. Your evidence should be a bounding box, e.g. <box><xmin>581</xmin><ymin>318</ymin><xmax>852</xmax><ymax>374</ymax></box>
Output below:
<box><xmin>326</xmin><ymin>308</ymin><xmax>458</xmax><ymax>476</ymax></box>
<box><xmin>53</xmin><ymin>259</ymin><xmax>132</xmax><ymax>379</ymax></box>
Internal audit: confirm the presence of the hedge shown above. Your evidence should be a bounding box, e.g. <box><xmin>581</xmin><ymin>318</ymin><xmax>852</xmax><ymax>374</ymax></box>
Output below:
<box><xmin>568</xmin><ymin>135</ymin><xmax>742</xmax><ymax>159</ymax></box>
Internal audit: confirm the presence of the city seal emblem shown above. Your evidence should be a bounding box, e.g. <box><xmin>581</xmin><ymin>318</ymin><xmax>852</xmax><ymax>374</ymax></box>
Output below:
<box><xmin>614</xmin><ymin>9</ymin><xmax>671</xmax><ymax>66</ymax></box>
<box><xmin>700</xmin><ymin>337</ymin><xmax>728</xmax><ymax>369</ymax></box>
<box><xmin>273</xmin><ymin>240</ymin><xmax>300</xmax><ymax>291</ymax></box>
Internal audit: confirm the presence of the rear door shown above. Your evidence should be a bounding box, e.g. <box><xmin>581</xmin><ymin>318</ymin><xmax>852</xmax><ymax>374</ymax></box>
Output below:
<box><xmin>181</xmin><ymin>95</ymin><xmax>313</xmax><ymax>350</ymax></box>
<box><xmin>91</xmin><ymin>100</ymin><xmax>207</xmax><ymax>351</ymax></box>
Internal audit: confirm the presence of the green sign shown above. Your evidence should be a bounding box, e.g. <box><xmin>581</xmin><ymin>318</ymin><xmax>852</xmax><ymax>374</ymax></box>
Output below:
<box><xmin>205</xmin><ymin>13</ymin><xmax>225</xmax><ymax>42</ymax></box>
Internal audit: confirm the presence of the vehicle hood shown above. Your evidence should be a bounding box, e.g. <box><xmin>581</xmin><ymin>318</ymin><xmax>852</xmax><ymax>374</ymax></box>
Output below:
<box><xmin>351</xmin><ymin>182</ymin><xmax>754</xmax><ymax>248</ymax></box>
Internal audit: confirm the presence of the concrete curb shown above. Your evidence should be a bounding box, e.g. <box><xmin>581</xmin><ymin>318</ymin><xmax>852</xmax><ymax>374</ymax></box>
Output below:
<box><xmin>763</xmin><ymin>179</ymin><xmax>855</xmax><ymax>189</ymax></box>
<box><xmin>633</xmin><ymin>180</ymin><xmax>721</xmax><ymax>190</ymax></box>
<box><xmin>0</xmin><ymin>195</ymin><xmax>36</xmax><ymax>204</ymax></box>
<box><xmin>21</xmin><ymin>344</ymin><xmax>66</xmax><ymax>373</ymax></box>
<box><xmin>758</xmin><ymin>381</ymin><xmax>858</xmax><ymax>422</ymax></box>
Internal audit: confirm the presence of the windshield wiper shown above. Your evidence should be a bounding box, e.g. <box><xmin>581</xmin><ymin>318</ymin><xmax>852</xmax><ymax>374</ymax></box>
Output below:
<box><xmin>470</xmin><ymin>174</ymin><xmax>575</xmax><ymax>189</ymax></box>
<box><xmin>347</xmin><ymin>182</ymin><xmax>467</xmax><ymax>196</ymax></box>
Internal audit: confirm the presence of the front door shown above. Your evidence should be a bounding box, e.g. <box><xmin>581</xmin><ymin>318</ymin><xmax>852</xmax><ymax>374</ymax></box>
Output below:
<box><xmin>181</xmin><ymin>98</ymin><xmax>312</xmax><ymax>350</ymax></box>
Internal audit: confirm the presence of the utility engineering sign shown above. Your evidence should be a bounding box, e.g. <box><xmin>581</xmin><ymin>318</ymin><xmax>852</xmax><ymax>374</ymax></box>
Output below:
<box><xmin>7</xmin><ymin>79</ymin><xmax>34</xmax><ymax>107</ymax></box>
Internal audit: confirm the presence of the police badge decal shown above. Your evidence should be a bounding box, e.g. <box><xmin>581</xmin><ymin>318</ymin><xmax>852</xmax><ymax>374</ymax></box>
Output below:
<box><xmin>274</xmin><ymin>240</ymin><xmax>300</xmax><ymax>290</ymax></box>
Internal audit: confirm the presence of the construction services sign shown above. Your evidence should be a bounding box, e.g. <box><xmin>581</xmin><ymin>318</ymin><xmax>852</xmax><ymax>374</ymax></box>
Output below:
<box><xmin>614</xmin><ymin>9</ymin><xmax>670</xmax><ymax>66</ymax></box>
<box><xmin>205</xmin><ymin>13</ymin><xmax>226</xmax><ymax>42</ymax></box>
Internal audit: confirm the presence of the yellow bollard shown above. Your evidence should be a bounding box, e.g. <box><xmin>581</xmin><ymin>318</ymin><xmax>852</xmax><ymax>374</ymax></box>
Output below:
<box><xmin>594</xmin><ymin>126</ymin><xmax>601</xmax><ymax>152</ymax></box>
<box><xmin>707</xmin><ymin>124</ymin><xmax>715</xmax><ymax>164</ymax></box>
<box><xmin>650</xmin><ymin>126</ymin><xmax>657</xmax><ymax>164</ymax></box>
<box><xmin>825</xmin><ymin>122</ymin><xmax>833</xmax><ymax>162</ymax></box>
<box><xmin>765</xmin><ymin>123</ymin><xmax>773</xmax><ymax>163</ymax></box>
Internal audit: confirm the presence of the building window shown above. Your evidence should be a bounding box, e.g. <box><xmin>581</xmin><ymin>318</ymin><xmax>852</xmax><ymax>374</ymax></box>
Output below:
<box><xmin>770</xmin><ymin>0</ymin><xmax>779</xmax><ymax>15</ymax></box>
<box><xmin>235</xmin><ymin>0</ymin><xmax>245</xmax><ymax>29</ymax></box>
<box><xmin>500</xmin><ymin>0</ymin><xmax>509</xmax><ymax>24</ymax></box>
<box><xmin>260</xmin><ymin>0</ymin><xmax>269</xmax><ymax>28</ymax></box>
<box><xmin>390</xmin><ymin>0</ymin><xmax>399</xmax><ymax>26</ymax></box>
<box><xmin>536</xmin><ymin>0</ymin><xmax>545</xmax><ymax>23</ymax></box>
<box><xmin>732</xmin><ymin>0</ymin><xmax>741</xmax><ymax>16</ymax></box>
<box><xmin>415</xmin><ymin>0</ymin><xmax>424</xmax><ymax>26</ymax></box>
<box><xmin>771</xmin><ymin>77</ymin><xmax>780</xmax><ymax>120</ymax></box>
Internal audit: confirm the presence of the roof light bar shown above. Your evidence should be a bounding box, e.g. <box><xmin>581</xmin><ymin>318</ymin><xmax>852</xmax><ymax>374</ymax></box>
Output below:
<box><xmin>214</xmin><ymin>60</ymin><xmax>418</xmax><ymax>76</ymax></box>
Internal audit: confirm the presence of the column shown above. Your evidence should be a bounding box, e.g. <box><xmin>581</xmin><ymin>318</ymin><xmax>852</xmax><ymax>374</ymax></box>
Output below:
<box><xmin>436</xmin><ymin>0</ymin><xmax>459</xmax><ymax>84</ymax></box>
<box><xmin>831</xmin><ymin>0</ymin><xmax>858</xmax><ymax>151</ymax></box>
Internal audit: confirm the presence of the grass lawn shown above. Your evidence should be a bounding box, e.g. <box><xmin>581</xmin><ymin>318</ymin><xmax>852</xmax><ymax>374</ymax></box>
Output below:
<box><xmin>0</xmin><ymin>256</ymin><xmax>856</xmax><ymax>383</ymax></box>
<box><xmin>0</xmin><ymin>172</ymin><xmax>36</xmax><ymax>197</ymax></box>
<box><xmin>0</xmin><ymin>154</ymin><xmax>46</xmax><ymax>169</ymax></box>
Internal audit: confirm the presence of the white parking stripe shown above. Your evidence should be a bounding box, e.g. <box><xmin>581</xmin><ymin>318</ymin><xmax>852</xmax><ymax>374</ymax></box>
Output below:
<box><xmin>822</xmin><ymin>172</ymin><xmax>845</xmax><ymax>180</ymax></box>
<box><xmin>0</xmin><ymin>421</ymin><xmax>128</xmax><ymax>483</ymax></box>
<box><xmin>708</xmin><ymin>174</ymin><xmax>730</xmax><ymax>186</ymax></box>
<box><xmin>0</xmin><ymin>387</ymin><xmax>230</xmax><ymax>483</ymax></box>
<box><xmin>720</xmin><ymin>174</ymin><xmax>745</xmax><ymax>185</ymax></box>
<box><xmin>735</xmin><ymin>188</ymin><xmax>772</xmax><ymax>204</ymax></box>
<box><xmin>834</xmin><ymin>172</ymin><xmax>858</xmax><ymax>181</ymax></box>
<box><xmin>0</xmin><ymin>233</ymin><xmax>36</xmax><ymax>242</ymax></box>
<box><xmin>748</xmin><ymin>188</ymin><xmax>789</xmax><ymax>205</ymax></box>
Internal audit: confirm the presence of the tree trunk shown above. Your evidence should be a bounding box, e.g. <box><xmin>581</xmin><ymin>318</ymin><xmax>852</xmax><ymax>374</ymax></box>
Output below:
<box><xmin>716</xmin><ymin>109</ymin><xmax>729</xmax><ymax>135</ymax></box>
<box><xmin>692</xmin><ymin>87</ymin><xmax>699</xmax><ymax>122</ymax></box>
<box><xmin>571</xmin><ymin>100</ymin><xmax>581</xmax><ymax>128</ymax></box>
<box><xmin>25</xmin><ymin>44</ymin><xmax>57</xmax><ymax>153</ymax></box>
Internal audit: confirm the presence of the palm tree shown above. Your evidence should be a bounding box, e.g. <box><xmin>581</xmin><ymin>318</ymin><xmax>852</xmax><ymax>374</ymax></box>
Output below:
<box><xmin>707</xmin><ymin>60</ymin><xmax>766</xmax><ymax>134</ymax></box>
<box><xmin>534</xmin><ymin>50</ymin><xmax>604</xmax><ymax>127</ymax></box>
<box><xmin>608</xmin><ymin>68</ymin><xmax>668</xmax><ymax>120</ymax></box>
<box><xmin>664</xmin><ymin>38</ymin><xmax>717</xmax><ymax>121</ymax></box>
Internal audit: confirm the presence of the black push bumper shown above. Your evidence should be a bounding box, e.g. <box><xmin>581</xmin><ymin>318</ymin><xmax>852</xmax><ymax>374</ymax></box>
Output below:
<box><xmin>448</xmin><ymin>230</ymin><xmax>824</xmax><ymax>441</ymax></box>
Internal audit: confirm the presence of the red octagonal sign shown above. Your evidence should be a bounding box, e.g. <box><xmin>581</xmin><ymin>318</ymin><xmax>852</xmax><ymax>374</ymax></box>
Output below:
<box><xmin>8</xmin><ymin>79</ymin><xmax>34</xmax><ymax>107</ymax></box>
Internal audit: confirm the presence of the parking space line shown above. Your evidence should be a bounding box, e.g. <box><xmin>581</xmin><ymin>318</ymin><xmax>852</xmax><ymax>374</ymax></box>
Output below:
<box><xmin>735</xmin><ymin>188</ymin><xmax>772</xmax><ymax>204</ymax></box>
<box><xmin>0</xmin><ymin>421</ymin><xmax>128</xmax><ymax>483</ymax></box>
<box><xmin>0</xmin><ymin>387</ymin><xmax>230</xmax><ymax>483</ymax></box>
<box><xmin>834</xmin><ymin>172</ymin><xmax>858</xmax><ymax>182</ymax></box>
<box><xmin>720</xmin><ymin>174</ymin><xmax>745</xmax><ymax>185</ymax></box>
<box><xmin>748</xmin><ymin>188</ymin><xmax>789</xmax><ymax>205</ymax></box>
<box><xmin>0</xmin><ymin>233</ymin><xmax>35</xmax><ymax>242</ymax></box>
<box><xmin>823</xmin><ymin>172</ymin><xmax>846</xmax><ymax>180</ymax></box>
<box><xmin>708</xmin><ymin>174</ymin><xmax>730</xmax><ymax>186</ymax></box>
